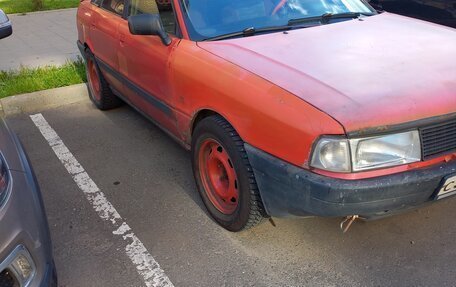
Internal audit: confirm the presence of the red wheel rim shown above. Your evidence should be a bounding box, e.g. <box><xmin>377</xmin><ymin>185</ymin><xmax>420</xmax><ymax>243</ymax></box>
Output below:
<box><xmin>87</xmin><ymin>59</ymin><xmax>101</xmax><ymax>101</ymax></box>
<box><xmin>198</xmin><ymin>139</ymin><xmax>239</xmax><ymax>215</ymax></box>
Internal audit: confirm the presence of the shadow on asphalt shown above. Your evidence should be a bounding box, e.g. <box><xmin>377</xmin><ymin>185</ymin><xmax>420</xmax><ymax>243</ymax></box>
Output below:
<box><xmin>100</xmin><ymin>103</ymin><xmax>213</xmax><ymax>215</ymax></box>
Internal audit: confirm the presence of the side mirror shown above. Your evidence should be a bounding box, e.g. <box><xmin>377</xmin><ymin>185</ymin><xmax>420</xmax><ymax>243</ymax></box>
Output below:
<box><xmin>0</xmin><ymin>9</ymin><xmax>12</xmax><ymax>40</ymax></box>
<box><xmin>128</xmin><ymin>14</ymin><xmax>171</xmax><ymax>46</ymax></box>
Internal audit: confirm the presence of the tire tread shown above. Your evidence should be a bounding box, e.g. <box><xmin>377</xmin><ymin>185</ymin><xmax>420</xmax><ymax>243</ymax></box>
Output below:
<box><xmin>211</xmin><ymin>116</ymin><xmax>266</xmax><ymax>230</ymax></box>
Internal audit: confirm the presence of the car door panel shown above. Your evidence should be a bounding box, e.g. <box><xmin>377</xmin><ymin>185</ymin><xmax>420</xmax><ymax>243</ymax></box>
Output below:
<box><xmin>90</xmin><ymin>5</ymin><xmax>125</xmax><ymax>94</ymax></box>
<box><xmin>117</xmin><ymin>5</ymin><xmax>180</xmax><ymax>137</ymax></box>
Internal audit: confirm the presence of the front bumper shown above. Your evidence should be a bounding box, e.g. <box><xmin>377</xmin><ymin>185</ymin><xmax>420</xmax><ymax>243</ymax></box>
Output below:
<box><xmin>0</xmin><ymin>121</ymin><xmax>56</xmax><ymax>287</ymax></box>
<box><xmin>245</xmin><ymin>144</ymin><xmax>456</xmax><ymax>218</ymax></box>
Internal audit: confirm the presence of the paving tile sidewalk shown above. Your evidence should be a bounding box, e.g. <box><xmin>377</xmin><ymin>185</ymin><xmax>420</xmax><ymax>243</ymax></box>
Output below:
<box><xmin>0</xmin><ymin>8</ymin><xmax>80</xmax><ymax>71</ymax></box>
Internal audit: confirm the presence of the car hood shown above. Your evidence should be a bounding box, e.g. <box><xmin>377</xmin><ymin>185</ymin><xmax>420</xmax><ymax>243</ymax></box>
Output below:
<box><xmin>198</xmin><ymin>13</ymin><xmax>456</xmax><ymax>134</ymax></box>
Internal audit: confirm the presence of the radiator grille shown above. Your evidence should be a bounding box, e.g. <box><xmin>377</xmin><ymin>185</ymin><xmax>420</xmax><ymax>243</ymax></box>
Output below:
<box><xmin>420</xmin><ymin>119</ymin><xmax>456</xmax><ymax>158</ymax></box>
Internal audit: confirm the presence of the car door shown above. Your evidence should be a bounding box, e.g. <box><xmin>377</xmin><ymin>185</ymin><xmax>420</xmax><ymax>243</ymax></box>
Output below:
<box><xmin>90</xmin><ymin>0</ymin><xmax>127</xmax><ymax>94</ymax></box>
<box><xmin>117</xmin><ymin>0</ymin><xmax>180</xmax><ymax>136</ymax></box>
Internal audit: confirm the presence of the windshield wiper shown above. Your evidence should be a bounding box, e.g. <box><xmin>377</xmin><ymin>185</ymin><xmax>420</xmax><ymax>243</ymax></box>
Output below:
<box><xmin>289</xmin><ymin>12</ymin><xmax>375</xmax><ymax>26</ymax></box>
<box><xmin>202</xmin><ymin>23</ymin><xmax>316</xmax><ymax>41</ymax></box>
<box><xmin>202</xmin><ymin>26</ymin><xmax>288</xmax><ymax>41</ymax></box>
<box><xmin>201</xmin><ymin>12</ymin><xmax>374</xmax><ymax>41</ymax></box>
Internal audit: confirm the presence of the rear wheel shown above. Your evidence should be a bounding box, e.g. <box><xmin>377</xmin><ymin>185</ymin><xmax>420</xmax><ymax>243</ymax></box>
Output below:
<box><xmin>85</xmin><ymin>48</ymin><xmax>122</xmax><ymax>110</ymax></box>
<box><xmin>192</xmin><ymin>115</ymin><xmax>265</xmax><ymax>232</ymax></box>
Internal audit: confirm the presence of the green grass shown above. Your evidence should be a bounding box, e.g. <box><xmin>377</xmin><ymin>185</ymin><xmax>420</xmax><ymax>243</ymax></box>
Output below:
<box><xmin>0</xmin><ymin>59</ymin><xmax>86</xmax><ymax>99</ymax></box>
<box><xmin>0</xmin><ymin>0</ymin><xmax>79</xmax><ymax>14</ymax></box>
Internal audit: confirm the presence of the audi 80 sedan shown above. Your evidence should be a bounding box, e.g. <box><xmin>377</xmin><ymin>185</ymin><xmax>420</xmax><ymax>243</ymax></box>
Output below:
<box><xmin>77</xmin><ymin>0</ymin><xmax>456</xmax><ymax>231</ymax></box>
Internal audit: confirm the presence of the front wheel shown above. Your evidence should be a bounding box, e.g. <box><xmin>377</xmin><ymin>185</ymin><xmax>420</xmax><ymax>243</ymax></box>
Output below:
<box><xmin>85</xmin><ymin>48</ymin><xmax>122</xmax><ymax>110</ymax></box>
<box><xmin>192</xmin><ymin>116</ymin><xmax>266</xmax><ymax>232</ymax></box>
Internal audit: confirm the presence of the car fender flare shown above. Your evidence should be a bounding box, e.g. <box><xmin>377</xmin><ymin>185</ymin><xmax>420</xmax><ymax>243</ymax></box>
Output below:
<box><xmin>190</xmin><ymin>108</ymin><xmax>242</xmax><ymax>143</ymax></box>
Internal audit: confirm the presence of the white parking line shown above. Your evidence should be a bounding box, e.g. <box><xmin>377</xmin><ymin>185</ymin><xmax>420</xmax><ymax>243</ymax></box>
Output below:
<box><xmin>30</xmin><ymin>113</ymin><xmax>174</xmax><ymax>287</ymax></box>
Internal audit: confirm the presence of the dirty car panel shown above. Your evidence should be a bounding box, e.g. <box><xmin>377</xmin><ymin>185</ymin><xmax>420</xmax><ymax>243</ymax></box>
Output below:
<box><xmin>77</xmin><ymin>0</ymin><xmax>456</xmax><ymax>230</ymax></box>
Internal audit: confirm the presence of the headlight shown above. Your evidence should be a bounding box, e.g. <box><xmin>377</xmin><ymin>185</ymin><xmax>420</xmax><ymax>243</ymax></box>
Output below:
<box><xmin>311</xmin><ymin>137</ymin><xmax>351</xmax><ymax>172</ymax></box>
<box><xmin>311</xmin><ymin>131</ymin><xmax>421</xmax><ymax>173</ymax></box>
<box><xmin>350</xmin><ymin>131</ymin><xmax>421</xmax><ymax>171</ymax></box>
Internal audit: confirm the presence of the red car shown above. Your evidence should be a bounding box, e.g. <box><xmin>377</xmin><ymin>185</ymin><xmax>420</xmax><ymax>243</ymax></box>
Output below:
<box><xmin>77</xmin><ymin>0</ymin><xmax>456</xmax><ymax>231</ymax></box>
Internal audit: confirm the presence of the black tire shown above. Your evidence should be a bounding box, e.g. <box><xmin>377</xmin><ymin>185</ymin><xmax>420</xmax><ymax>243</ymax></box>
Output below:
<box><xmin>192</xmin><ymin>115</ymin><xmax>265</xmax><ymax>232</ymax></box>
<box><xmin>85</xmin><ymin>48</ymin><xmax>122</xmax><ymax>110</ymax></box>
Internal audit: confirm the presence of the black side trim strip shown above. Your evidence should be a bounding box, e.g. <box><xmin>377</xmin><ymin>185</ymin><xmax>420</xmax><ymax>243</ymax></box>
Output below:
<box><xmin>347</xmin><ymin>112</ymin><xmax>456</xmax><ymax>138</ymax></box>
<box><xmin>95</xmin><ymin>56</ymin><xmax>173</xmax><ymax>116</ymax></box>
<box><xmin>110</xmin><ymin>86</ymin><xmax>190</xmax><ymax>150</ymax></box>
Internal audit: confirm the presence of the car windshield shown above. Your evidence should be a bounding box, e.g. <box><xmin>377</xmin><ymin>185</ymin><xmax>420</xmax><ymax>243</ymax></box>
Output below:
<box><xmin>179</xmin><ymin>0</ymin><xmax>376</xmax><ymax>41</ymax></box>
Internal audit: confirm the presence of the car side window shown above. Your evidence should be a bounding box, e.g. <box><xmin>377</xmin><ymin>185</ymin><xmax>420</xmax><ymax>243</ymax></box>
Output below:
<box><xmin>91</xmin><ymin>0</ymin><xmax>103</xmax><ymax>5</ymax></box>
<box><xmin>129</xmin><ymin>0</ymin><xmax>176</xmax><ymax>35</ymax></box>
<box><xmin>100</xmin><ymin>0</ymin><xmax>126</xmax><ymax>16</ymax></box>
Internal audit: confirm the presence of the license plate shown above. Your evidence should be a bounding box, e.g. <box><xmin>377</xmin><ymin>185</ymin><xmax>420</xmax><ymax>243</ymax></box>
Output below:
<box><xmin>436</xmin><ymin>175</ymin><xmax>456</xmax><ymax>199</ymax></box>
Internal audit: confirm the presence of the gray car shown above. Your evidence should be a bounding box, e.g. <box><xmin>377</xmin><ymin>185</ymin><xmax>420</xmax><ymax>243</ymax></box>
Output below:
<box><xmin>0</xmin><ymin>10</ymin><xmax>56</xmax><ymax>287</ymax></box>
<box><xmin>0</xmin><ymin>9</ymin><xmax>12</xmax><ymax>39</ymax></box>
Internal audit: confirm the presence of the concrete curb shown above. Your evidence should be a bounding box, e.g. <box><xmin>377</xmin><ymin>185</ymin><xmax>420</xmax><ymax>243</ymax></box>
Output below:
<box><xmin>0</xmin><ymin>84</ymin><xmax>89</xmax><ymax>117</ymax></box>
<box><xmin>10</xmin><ymin>8</ymin><xmax>77</xmax><ymax>16</ymax></box>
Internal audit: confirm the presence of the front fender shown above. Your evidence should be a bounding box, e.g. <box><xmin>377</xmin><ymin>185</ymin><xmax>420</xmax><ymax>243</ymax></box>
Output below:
<box><xmin>171</xmin><ymin>40</ymin><xmax>345</xmax><ymax>168</ymax></box>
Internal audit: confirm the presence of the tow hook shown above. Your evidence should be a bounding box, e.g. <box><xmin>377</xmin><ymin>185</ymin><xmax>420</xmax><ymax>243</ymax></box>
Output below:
<box><xmin>340</xmin><ymin>215</ymin><xmax>360</xmax><ymax>233</ymax></box>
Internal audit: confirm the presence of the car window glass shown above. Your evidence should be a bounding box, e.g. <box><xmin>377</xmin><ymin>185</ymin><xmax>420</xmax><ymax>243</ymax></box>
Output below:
<box><xmin>101</xmin><ymin>0</ymin><xmax>125</xmax><ymax>16</ymax></box>
<box><xmin>180</xmin><ymin>0</ymin><xmax>376</xmax><ymax>40</ymax></box>
<box><xmin>91</xmin><ymin>0</ymin><xmax>102</xmax><ymax>5</ymax></box>
<box><xmin>129</xmin><ymin>0</ymin><xmax>176</xmax><ymax>34</ymax></box>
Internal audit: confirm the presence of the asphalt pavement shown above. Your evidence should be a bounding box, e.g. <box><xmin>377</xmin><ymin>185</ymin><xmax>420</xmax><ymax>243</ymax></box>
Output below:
<box><xmin>6</xmin><ymin>98</ymin><xmax>456</xmax><ymax>287</ymax></box>
<box><xmin>0</xmin><ymin>9</ymin><xmax>79</xmax><ymax>71</ymax></box>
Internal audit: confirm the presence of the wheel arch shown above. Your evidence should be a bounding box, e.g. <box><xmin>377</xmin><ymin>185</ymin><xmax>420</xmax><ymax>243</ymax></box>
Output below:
<box><xmin>190</xmin><ymin>109</ymin><xmax>238</xmax><ymax>139</ymax></box>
